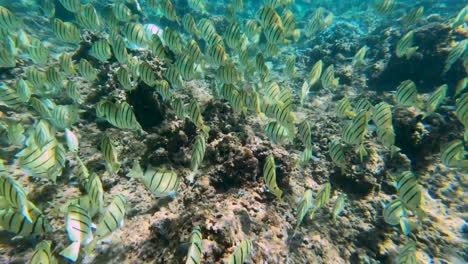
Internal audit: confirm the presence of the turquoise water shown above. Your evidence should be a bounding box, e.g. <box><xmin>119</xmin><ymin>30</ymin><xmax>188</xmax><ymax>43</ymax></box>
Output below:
<box><xmin>0</xmin><ymin>0</ymin><xmax>466</xmax><ymax>263</ymax></box>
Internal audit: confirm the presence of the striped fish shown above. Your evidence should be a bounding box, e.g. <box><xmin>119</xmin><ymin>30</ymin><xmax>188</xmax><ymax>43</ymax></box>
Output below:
<box><xmin>76</xmin><ymin>156</ymin><xmax>89</xmax><ymax>189</ymax></box>
<box><xmin>396</xmin><ymin>30</ymin><xmax>418</xmax><ymax>59</ymax></box>
<box><xmin>58</xmin><ymin>0</ymin><xmax>81</xmax><ymax>13</ymax></box>
<box><xmin>328</xmin><ymin>140</ymin><xmax>345</xmax><ymax>173</ymax></box>
<box><xmin>90</xmin><ymin>40</ymin><xmax>111</xmax><ymax>62</ymax></box>
<box><xmin>185</xmin><ymin>226</ymin><xmax>203</xmax><ymax>264</ymax></box>
<box><xmin>342</xmin><ymin>111</ymin><xmax>368</xmax><ymax>161</ymax></box>
<box><xmin>86</xmin><ymin>173</ymin><xmax>104</xmax><ymax>217</ymax></box>
<box><xmin>96</xmin><ymin>101</ymin><xmax>142</xmax><ymax>130</ymax></box>
<box><xmin>50</xmin><ymin>105</ymin><xmax>80</xmax><ymax>129</ymax></box>
<box><xmin>29</xmin><ymin>97</ymin><xmax>52</xmax><ymax>118</ymax></box>
<box><xmin>198</xmin><ymin>18</ymin><xmax>216</xmax><ymax>41</ymax></box>
<box><xmin>232</xmin><ymin>0</ymin><xmax>244</xmax><ymax>12</ymax></box>
<box><xmin>76</xmin><ymin>4</ymin><xmax>101</xmax><ymax>31</ymax></box>
<box><xmin>224</xmin><ymin>22</ymin><xmax>243</xmax><ymax>50</ymax></box>
<box><xmin>175</xmin><ymin>55</ymin><xmax>196</xmax><ymax>81</ymax></box>
<box><xmin>282</xmin><ymin>9</ymin><xmax>296</xmax><ymax>36</ymax></box>
<box><xmin>336</xmin><ymin>97</ymin><xmax>355</xmax><ymax>119</ymax></box>
<box><xmin>162</xmin><ymin>27</ymin><xmax>183</xmax><ymax>54</ymax></box>
<box><xmin>77</xmin><ymin>59</ymin><xmax>98</xmax><ymax>81</ymax></box>
<box><xmin>401</xmin><ymin>6</ymin><xmax>424</xmax><ymax>27</ymax></box>
<box><xmin>111</xmin><ymin>35</ymin><xmax>129</xmax><ymax>64</ymax></box>
<box><xmin>65</xmin><ymin>128</ymin><xmax>79</xmax><ymax>152</ymax></box>
<box><xmin>264</xmin><ymin>81</ymin><xmax>279</xmax><ymax>103</ymax></box>
<box><xmin>52</xmin><ymin>18</ymin><xmax>81</xmax><ymax>44</ymax></box>
<box><xmin>426</xmin><ymin>84</ymin><xmax>447</xmax><ymax>114</ymax></box>
<box><xmin>263</xmin><ymin>154</ymin><xmax>283</xmax><ymax>200</ymax></box>
<box><xmin>264</xmin><ymin>22</ymin><xmax>286</xmax><ymax>44</ymax></box>
<box><xmin>244</xmin><ymin>20</ymin><xmax>260</xmax><ymax>39</ymax></box>
<box><xmin>265</xmin><ymin>121</ymin><xmax>292</xmax><ymax>145</ymax></box>
<box><xmin>440</xmin><ymin>140</ymin><xmax>464</xmax><ymax>168</ymax></box>
<box><xmin>28</xmin><ymin>38</ymin><xmax>49</xmax><ymax>65</ymax></box>
<box><xmin>321</xmin><ymin>64</ymin><xmax>339</xmax><ymax>91</ymax></box>
<box><xmin>373</xmin><ymin>102</ymin><xmax>393</xmax><ymax>129</ymax></box>
<box><xmin>127</xmin><ymin>161</ymin><xmax>179</xmax><ymax>197</ymax></box>
<box><xmin>58</xmin><ymin>52</ymin><xmax>76</xmax><ymax>76</ymax></box>
<box><xmin>373</xmin><ymin>0</ymin><xmax>395</xmax><ymax>15</ymax></box>
<box><xmin>0</xmin><ymin>5</ymin><xmax>20</xmax><ymax>30</ymax></box>
<box><xmin>297</xmin><ymin>120</ymin><xmax>312</xmax><ymax>147</ymax></box>
<box><xmin>113</xmin><ymin>3</ymin><xmax>133</xmax><ymax>22</ymax></box>
<box><xmin>314</xmin><ymin>183</ymin><xmax>331</xmax><ymax>210</ymax></box>
<box><xmin>16</xmin><ymin>138</ymin><xmax>64</xmax><ymax>182</ymax></box>
<box><xmin>15</xmin><ymin>79</ymin><xmax>31</xmax><ymax>103</ymax></box>
<box><xmin>182</xmin><ymin>14</ymin><xmax>201</xmax><ymax>38</ymax></box>
<box><xmin>383</xmin><ymin>199</ymin><xmax>406</xmax><ymax>226</ymax></box>
<box><xmin>139</xmin><ymin>62</ymin><xmax>158</xmax><ymax>86</ymax></box>
<box><xmin>332</xmin><ymin>194</ymin><xmax>346</xmax><ymax>224</ymax></box>
<box><xmin>26</xmin><ymin>67</ymin><xmax>46</xmax><ymax>89</ymax></box>
<box><xmin>0</xmin><ymin>48</ymin><xmax>15</xmax><ymax>68</ymax></box>
<box><xmin>295</xmin><ymin>189</ymin><xmax>314</xmax><ymax>231</ymax></box>
<box><xmin>284</xmin><ymin>55</ymin><xmax>296</xmax><ymax>77</ymax></box>
<box><xmin>187</xmin><ymin>40</ymin><xmax>203</xmax><ymax>64</ymax></box>
<box><xmin>94</xmin><ymin>194</ymin><xmax>126</xmax><ymax>239</ymax></box>
<box><xmin>30</xmin><ymin>240</ymin><xmax>57</xmax><ymax>264</ymax></box>
<box><xmin>149</xmin><ymin>35</ymin><xmax>169</xmax><ymax>61</ymax></box>
<box><xmin>0</xmin><ymin>205</ymin><xmax>50</xmax><ymax>236</ymax></box>
<box><xmin>117</xmin><ymin>67</ymin><xmax>135</xmax><ymax>91</ymax></box>
<box><xmin>164</xmin><ymin>65</ymin><xmax>184</xmax><ymax>88</ymax></box>
<box><xmin>6</xmin><ymin>121</ymin><xmax>24</xmax><ymax>146</ymax></box>
<box><xmin>100</xmin><ymin>135</ymin><xmax>121</xmax><ymax>174</ymax></box>
<box><xmin>376</xmin><ymin>126</ymin><xmax>397</xmax><ymax>152</ymax></box>
<box><xmin>159</xmin><ymin>0</ymin><xmax>180</xmax><ymax>23</ymax></box>
<box><xmin>155</xmin><ymin>80</ymin><xmax>173</xmax><ymax>102</ymax></box>
<box><xmin>188</xmin><ymin>0</ymin><xmax>206</xmax><ymax>13</ymax></box>
<box><xmin>444</xmin><ymin>39</ymin><xmax>467</xmax><ymax>74</ymax></box>
<box><xmin>299</xmin><ymin>146</ymin><xmax>313</xmax><ymax>165</ymax></box>
<box><xmin>396</xmin><ymin>240</ymin><xmax>418</xmax><ymax>264</ymax></box>
<box><xmin>227</xmin><ymin>240</ymin><xmax>253</xmax><ymax>264</ymax></box>
<box><xmin>206</xmin><ymin>44</ymin><xmax>227</xmax><ymax>66</ymax></box>
<box><xmin>452</xmin><ymin>6</ymin><xmax>468</xmax><ymax>29</ymax></box>
<box><xmin>188</xmin><ymin>100</ymin><xmax>209</xmax><ymax>134</ymax></box>
<box><xmin>395</xmin><ymin>80</ymin><xmax>419</xmax><ymax>108</ymax></box>
<box><xmin>257</xmin><ymin>6</ymin><xmax>282</xmax><ymax>28</ymax></box>
<box><xmin>216</xmin><ymin>63</ymin><xmax>241</xmax><ymax>84</ymax></box>
<box><xmin>0</xmin><ymin>84</ymin><xmax>23</xmax><ymax>109</ymax></box>
<box><xmin>352</xmin><ymin>46</ymin><xmax>368</xmax><ymax>67</ymax></box>
<box><xmin>123</xmin><ymin>23</ymin><xmax>148</xmax><ymax>48</ymax></box>
<box><xmin>396</xmin><ymin>171</ymin><xmax>422</xmax><ymax>212</ymax></box>
<box><xmin>170</xmin><ymin>98</ymin><xmax>185</xmax><ymax>120</ymax></box>
<box><xmin>28</xmin><ymin>119</ymin><xmax>54</xmax><ymax>148</ymax></box>
<box><xmin>65</xmin><ymin>81</ymin><xmax>83</xmax><ymax>104</ymax></box>
<box><xmin>355</xmin><ymin>98</ymin><xmax>374</xmax><ymax>115</ymax></box>
<box><xmin>191</xmin><ymin>135</ymin><xmax>206</xmax><ymax>173</ymax></box>
<box><xmin>59</xmin><ymin>204</ymin><xmax>93</xmax><ymax>262</ymax></box>
<box><xmin>0</xmin><ymin>175</ymin><xmax>33</xmax><ymax>223</ymax></box>
<box><xmin>45</xmin><ymin>66</ymin><xmax>64</xmax><ymax>88</ymax></box>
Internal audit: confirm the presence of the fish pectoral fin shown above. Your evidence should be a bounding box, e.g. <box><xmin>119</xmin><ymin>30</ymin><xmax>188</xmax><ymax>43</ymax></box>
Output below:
<box><xmin>59</xmin><ymin>241</ymin><xmax>81</xmax><ymax>262</ymax></box>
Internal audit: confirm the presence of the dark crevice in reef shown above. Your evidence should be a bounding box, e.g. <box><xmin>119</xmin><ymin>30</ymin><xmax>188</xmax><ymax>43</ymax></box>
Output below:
<box><xmin>127</xmin><ymin>84</ymin><xmax>166</xmax><ymax>130</ymax></box>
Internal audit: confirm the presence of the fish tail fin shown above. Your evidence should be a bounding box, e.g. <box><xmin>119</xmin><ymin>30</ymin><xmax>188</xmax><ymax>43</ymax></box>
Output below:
<box><xmin>126</xmin><ymin>160</ymin><xmax>143</xmax><ymax>179</ymax></box>
<box><xmin>59</xmin><ymin>241</ymin><xmax>81</xmax><ymax>262</ymax></box>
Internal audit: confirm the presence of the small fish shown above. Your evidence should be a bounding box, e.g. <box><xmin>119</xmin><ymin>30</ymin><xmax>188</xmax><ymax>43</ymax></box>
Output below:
<box><xmin>373</xmin><ymin>102</ymin><xmax>393</xmax><ymax>129</ymax></box>
<box><xmin>76</xmin><ymin>4</ymin><xmax>101</xmax><ymax>31</ymax></box>
<box><xmin>396</xmin><ymin>30</ymin><xmax>418</xmax><ymax>59</ymax></box>
<box><xmin>162</xmin><ymin>27</ymin><xmax>183</xmax><ymax>54</ymax></box>
<box><xmin>182</xmin><ymin>14</ymin><xmax>201</xmax><ymax>39</ymax></box>
<box><xmin>29</xmin><ymin>119</ymin><xmax>54</xmax><ymax>147</ymax></box>
<box><xmin>52</xmin><ymin>18</ymin><xmax>81</xmax><ymax>44</ymax></box>
<box><xmin>191</xmin><ymin>135</ymin><xmax>206</xmax><ymax>173</ymax></box>
<box><xmin>0</xmin><ymin>174</ymin><xmax>33</xmax><ymax>223</ymax></box>
<box><xmin>328</xmin><ymin>140</ymin><xmax>346</xmax><ymax>173</ymax></box>
<box><xmin>355</xmin><ymin>98</ymin><xmax>374</xmax><ymax>115</ymax></box>
<box><xmin>401</xmin><ymin>6</ymin><xmax>424</xmax><ymax>27</ymax></box>
<box><xmin>65</xmin><ymin>128</ymin><xmax>79</xmax><ymax>152</ymax></box>
<box><xmin>50</xmin><ymin>105</ymin><xmax>80</xmax><ymax>129</ymax></box>
<box><xmin>300</xmin><ymin>80</ymin><xmax>309</xmax><ymax>106</ymax></box>
<box><xmin>170</xmin><ymin>98</ymin><xmax>186</xmax><ymax>120</ymax></box>
<box><xmin>188</xmin><ymin>100</ymin><xmax>209</xmax><ymax>134</ymax></box>
<box><xmin>284</xmin><ymin>55</ymin><xmax>296</xmax><ymax>77</ymax></box>
<box><xmin>0</xmin><ymin>205</ymin><xmax>50</xmax><ymax>236</ymax></box>
<box><xmin>86</xmin><ymin>173</ymin><xmax>104</xmax><ymax>217</ymax></box>
<box><xmin>395</xmin><ymin>80</ymin><xmax>420</xmax><ymax>109</ymax></box>
<box><xmin>94</xmin><ymin>194</ymin><xmax>126</xmax><ymax>239</ymax></box>
<box><xmin>113</xmin><ymin>3</ymin><xmax>133</xmax><ymax>22</ymax></box>
<box><xmin>440</xmin><ymin>140</ymin><xmax>464</xmax><ymax>168</ymax></box>
<box><xmin>314</xmin><ymin>183</ymin><xmax>331</xmax><ymax>211</ymax></box>
<box><xmin>155</xmin><ymin>80</ymin><xmax>173</xmax><ymax>102</ymax></box>
<box><xmin>244</xmin><ymin>20</ymin><xmax>260</xmax><ymax>40</ymax></box>
<box><xmin>185</xmin><ymin>226</ymin><xmax>203</xmax><ymax>264</ymax></box>
<box><xmin>352</xmin><ymin>46</ymin><xmax>368</xmax><ymax>67</ymax></box>
<box><xmin>444</xmin><ymin>39</ymin><xmax>468</xmax><ymax>74</ymax></box>
<box><xmin>127</xmin><ymin>160</ymin><xmax>179</xmax><ymax>197</ymax></box>
<box><xmin>264</xmin><ymin>22</ymin><xmax>286</xmax><ymax>44</ymax></box>
<box><xmin>396</xmin><ymin>240</ymin><xmax>418</xmax><ymax>264</ymax></box>
<box><xmin>0</xmin><ymin>5</ymin><xmax>20</xmax><ymax>30</ymax></box>
<box><xmin>45</xmin><ymin>66</ymin><xmax>64</xmax><ymax>88</ymax></box>
<box><xmin>188</xmin><ymin>0</ymin><xmax>206</xmax><ymax>13</ymax></box>
<box><xmin>139</xmin><ymin>62</ymin><xmax>158</xmax><ymax>86</ymax></box>
<box><xmin>111</xmin><ymin>35</ymin><xmax>129</xmax><ymax>64</ymax></box>
<box><xmin>59</xmin><ymin>204</ymin><xmax>93</xmax><ymax>262</ymax></box>
<box><xmin>376</xmin><ymin>126</ymin><xmax>398</xmax><ymax>157</ymax></box>
<box><xmin>77</xmin><ymin>59</ymin><xmax>98</xmax><ymax>82</ymax></box>
<box><xmin>75</xmin><ymin>156</ymin><xmax>89</xmax><ymax>189</ymax></box>
<box><xmin>187</xmin><ymin>40</ymin><xmax>203</xmax><ymax>64</ymax></box>
<box><xmin>65</xmin><ymin>82</ymin><xmax>83</xmax><ymax>104</ymax></box>
<box><xmin>123</xmin><ymin>23</ymin><xmax>148</xmax><ymax>48</ymax></box>
<box><xmin>29</xmin><ymin>97</ymin><xmax>52</xmax><ymax>118</ymax></box>
<box><xmin>58</xmin><ymin>52</ymin><xmax>77</xmax><ymax>76</ymax></box>
<box><xmin>149</xmin><ymin>35</ymin><xmax>168</xmax><ymax>60</ymax></box>
<box><xmin>198</xmin><ymin>18</ymin><xmax>217</xmax><ymax>41</ymax></box>
<box><xmin>257</xmin><ymin>6</ymin><xmax>282</xmax><ymax>28</ymax></box>
<box><xmin>299</xmin><ymin>146</ymin><xmax>313</xmax><ymax>165</ymax></box>
<box><xmin>263</xmin><ymin>154</ymin><xmax>283</xmax><ymax>200</ymax></box>
<box><xmin>90</xmin><ymin>40</ymin><xmax>111</xmax><ymax>62</ymax></box>
<box><xmin>227</xmin><ymin>240</ymin><xmax>253</xmax><ymax>264</ymax></box>
<box><xmin>26</xmin><ymin>67</ymin><xmax>46</xmax><ymax>89</ymax></box>
<box><xmin>224</xmin><ymin>22</ymin><xmax>244</xmax><ymax>50</ymax></box>
<box><xmin>426</xmin><ymin>84</ymin><xmax>447</xmax><ymax>114</ymax></box>
<box><xmin>206</xmin><ymin>43</ymin><xmax>228</xmax><ymax>66</ymax></box>
<box><xmin>30</xmin><ymin>240</ymin><xmax>57</xmax><ymax>264</ymax></box>
<box><xmin>100</xmin><ymin>135</ymin><xmax>120</xmax><ymax>174</ymax></box>
<box><xmin>164</xmin><ymin>65</ymin><xmax>184</xmax><ymax>88</ymax></box>
<box><xmin>282</xmin><ymin>9</ymin><xmax>296</xmax><ymax>36</ymax></box>
<box><xmin>216</xmin><ymin>63</ymin><xmax>242</xmax><ymax>84</ymax></box>
<box><xmin>332</xmin><ymin>194</ymin><xmax>346</xmax><ymax>224</ymax></box>
<box><xmin>96</xmin><ymin>101</ymin><xmax>142</xmax><ymax>130</ymax></box>
<box><xmin>343</xmin><ymin>110</ymin><xmax>368</xmax><ymax>161</ymax></box>
<box><xmin>451</xmin><ymin>5</ymin><xmax>468</xmax><ymax>29</ymax></box>
<box><xmin>28</xmin><ymin>38</ymin><xmax>49</xmax><ymax>65</ymax></box>
<box><xmin>321</xmin><ymin>64</ymin><xmax>339</xmax><ymax>91</ymax></box>
<box><xmin>336</xmin><ymin>97</ymin><xmax>355</xmax><ymax>119</ymax></box>
<box><xmin>6</xmin><ymin>120</ymin><xmax>25</xmax><ymax>146</ymax></box>
<box><xmin>159</xmin><ymin>0</ymin><xmax>180</xmax><ymax>24</ymax></box>
<box><xmin>295</xmin><ymin>189</ymin><xmax>314</xmax><ymax>231</ymax></box>
<box><xmin>265</xmin><ymin>121</ymin><xmax>293</xmax><ymax>145</ymax></box>
<box><xmin>396</xmin><ymin>171</ymin><xmax>422</xmax><ymax>213</ymax></box>
<box><xmin>383</xmin><ymin>199</ymin><xmax>406</xmax><ymax>226</ymax></box>
<box><xmin>297</xmin><ymin>120</ymin><xmax>312</xmax><ymax>147</ymax></box>
<box><xmin>175</xmin><ymin>55</ymin><xmax>196</xmax><ymax>81</ymax></box>
<box><xmin>373</xmin><ymin>0</ymin><xmax>395</xmax><ymax>15</ymax></box>
<box><xmin>58</xmin><ymin>0</ymin><xmax>82</xmax><ymax>13</ymax></box>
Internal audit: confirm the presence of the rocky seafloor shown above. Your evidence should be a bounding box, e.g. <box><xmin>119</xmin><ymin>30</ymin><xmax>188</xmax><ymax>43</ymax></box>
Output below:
<box><xmin>0</xmin><ymin>1</ymin><xmax>467</xmax><ymax>264</ymax></box>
